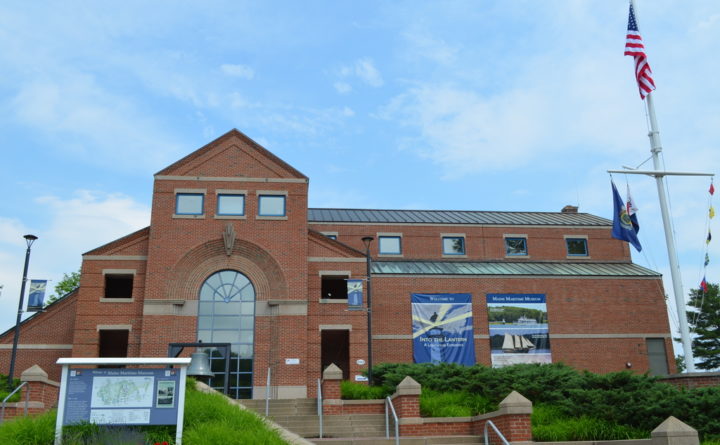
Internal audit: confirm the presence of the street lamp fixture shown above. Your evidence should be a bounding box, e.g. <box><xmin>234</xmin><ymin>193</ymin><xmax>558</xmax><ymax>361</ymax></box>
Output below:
<box><xmin>361</xmin><ymin>236</ymin><xmax>374</xmax><ymax>385</ymax></box>
<box><xmin>7</xmin><ymin>234</ymin><xmax>38</xmax><ymax>391</ymax></box>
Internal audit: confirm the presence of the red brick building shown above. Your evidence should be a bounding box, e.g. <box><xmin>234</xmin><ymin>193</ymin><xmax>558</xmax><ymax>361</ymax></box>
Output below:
<box><xmin>0</xmin><ymin>129</ymin><xmax>675</xmax><ymax>399</ymax></box>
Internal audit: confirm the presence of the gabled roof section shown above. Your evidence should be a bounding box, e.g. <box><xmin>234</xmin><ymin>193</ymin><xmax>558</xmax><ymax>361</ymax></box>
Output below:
<box><xmin>371</xmin><ymin>261</ymin><xmax>660</xmax><ymax>277</ymax></box>
<box><xmin>156</xmin><ymin>129</ymin><xmax>307</xmax><ymax>180</ymax></box>
<box><xmin>0</xmin><ymin>288</ymin><xmax>78</xmax><ymax>339</ymax></box>
<box><xmin>308</xmin><ymin>230</ymin><xmax>365</xmax><ymax>259</ymax></box>
<box><xmin>83</xmin><ymin>227</ymin><xmax>150</xmax><ymax>256</ymax></box>
<box><xmin>308</xmin><ymin>208</ymin><xmax>610</xmax><ymax>226</ymax></box>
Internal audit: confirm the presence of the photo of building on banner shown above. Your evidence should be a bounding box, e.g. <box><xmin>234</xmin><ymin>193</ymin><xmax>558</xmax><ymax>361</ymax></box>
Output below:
<box><xmin>27</xmin><ymin>279</ymin><xmax>48</xmax><ymax>312</ymax></box>
<box><xmin>486</xmin><ymin>294</ymin><xmax>551</xmax><ymax>367</ymax></box>
<box><xmin>346</xmin><ymin>279</ymin><xmax>363</xmax><ymax>310</ymax></box>
<box><xmin>411</xmin><ymin>293</ymin><xmax>475</xmax><ymax>366</ymax></box>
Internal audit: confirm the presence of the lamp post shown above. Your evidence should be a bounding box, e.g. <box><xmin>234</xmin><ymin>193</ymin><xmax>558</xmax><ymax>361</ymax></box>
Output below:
<box><xmin>7</xmin><ymin>234</ymin><xmax>38</xmax><ymax>391</ymax></box>
<box><xmin>361</xmin><ymin>236</ymin><xmax>374</xmax><ymax>385</ymax></box>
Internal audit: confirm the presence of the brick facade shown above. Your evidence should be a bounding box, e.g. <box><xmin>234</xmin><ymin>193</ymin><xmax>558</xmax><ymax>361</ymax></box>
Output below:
<box><xmin>0</xmin><ymin>129</ymin><xmax>676</xmax><ymax>398</ymax></box>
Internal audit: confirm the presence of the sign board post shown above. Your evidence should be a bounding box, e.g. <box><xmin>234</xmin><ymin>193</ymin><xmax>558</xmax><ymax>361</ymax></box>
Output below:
<box><xmin>55</xmin><ymin>357</ymin><xmax>191</xmax><ymax>445</ymax></box>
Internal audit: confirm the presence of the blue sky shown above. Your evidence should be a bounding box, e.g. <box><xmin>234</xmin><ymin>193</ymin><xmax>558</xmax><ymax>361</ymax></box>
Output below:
<box><xmin>1</xmin><ymin>1</ymin><xmax>718</xmax><ymax>360</ymax></box>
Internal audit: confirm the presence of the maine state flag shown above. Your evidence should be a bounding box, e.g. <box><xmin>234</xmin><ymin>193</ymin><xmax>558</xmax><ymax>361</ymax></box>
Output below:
<box><xmin>611</xmin><ymin>181</ymin><xmax>642</xmax><ymax>252</ymax></box>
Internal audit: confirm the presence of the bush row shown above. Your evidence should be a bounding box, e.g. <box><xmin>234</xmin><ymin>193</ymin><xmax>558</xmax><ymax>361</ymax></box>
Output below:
<box><xmin>370</xmin><ymin>362</ymin><xmax>720</xmax><ymax>440</ymax></box>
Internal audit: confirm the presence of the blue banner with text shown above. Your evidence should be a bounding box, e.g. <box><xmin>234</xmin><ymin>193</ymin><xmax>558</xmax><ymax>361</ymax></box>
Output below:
<box><xmin>411</xmin><ymin>293</ymin><xmax>475</xmax><ymax>365</ymax></box>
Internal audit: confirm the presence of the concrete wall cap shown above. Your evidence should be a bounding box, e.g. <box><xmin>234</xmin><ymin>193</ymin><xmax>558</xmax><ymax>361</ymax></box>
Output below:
<box><xmin>21</xmin><ymin>365</ymin><xmax>49</xmax><ymax>381</ymax></box>
<box><xmin>651</xmin><ymin>416</ymin><xmax>698</xmax><ymax>437</ymax></box>
<box><xmin>395</xmin><ymin>376</ymin><xmax>421</xmax><ymax>395</ymax></box>
<box><xmin>322</xmin><ymin>363</ymin><xmax>343</xmax><ymax>380</ymax></box>
<box><xmin>498</xmin><ymin>390</ymin><xmax>533</xmax><ymax>415</ymax></box>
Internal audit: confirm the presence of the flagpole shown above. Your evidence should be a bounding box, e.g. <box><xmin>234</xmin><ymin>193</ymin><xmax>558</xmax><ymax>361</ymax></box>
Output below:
<box><xmin>645</xmin><ymin>93</ymin><xmax>696</xmax><ymax>372</ymax></box>
<box><xmin>628</xmin><ymin>0</ymin><xmax>696</xmax><ymax>372</ymax></box>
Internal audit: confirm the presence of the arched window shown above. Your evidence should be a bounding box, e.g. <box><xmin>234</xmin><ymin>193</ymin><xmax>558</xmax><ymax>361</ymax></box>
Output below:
<box><xmin>197</xmin><ymin>270</ymin><xmax>255</xmax><ymax>399</ymax></box>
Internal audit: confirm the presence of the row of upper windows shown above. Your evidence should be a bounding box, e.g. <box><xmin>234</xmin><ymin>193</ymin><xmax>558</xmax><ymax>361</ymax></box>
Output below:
<box><xmin>176</xmin><ymin>192</ymin><xmax>286</xmax><ymax>217</ymax></box>
<box><xmin>505</xmin><ymin>236</ymin><xmax>588</xmax><ymax>256</ymax></box>
<box><xmin>325</xmin><ymin>233</ymin><xmax>589</xmax><ymax>257</ymax></box>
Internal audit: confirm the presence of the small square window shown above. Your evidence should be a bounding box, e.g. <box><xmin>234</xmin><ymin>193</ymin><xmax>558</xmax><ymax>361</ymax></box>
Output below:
<box><xmin>176</xmin><ymin>193</ymin><xmax>204</xmax><ymax>215</ymax></box>
<box><xmin>258</xmin><ymin>195</ymin><xmax>286</xmax><ymax>216</ymax></box>
<box><xmin>325</xmin><ymin>235</ymin><xmax>337</xmax><ymax>240</ymax></box>
<box><xmin>442</xmin><ymin>237</ymin><xmax>465</xmax><ymax>255</ymax></box>
<box><xmin>379</xmin><ymin>236</ymin><xmax>402</xmax><ymax>255</ymax></box>
<box><xmin>217</xmin><ymin>194</ymin><xmax>245</xmax><ymax>216</ymax></box>
<box><xmin>105</xmin><ymin>274</ymin><xmax>133</xmax><ymax>299</ymax></box>
<box><xmin>566</xmin><ymin>238</ymin><xmax>588</xmax><ymax>256</ymax></box>
<box><xmin>505</xmin><ymin>238</ymin><xmax>527</xmax><ymax>256</ymax></box>
<box><xmin>321</xmin><ymin>275</ymin><xmax>348</xmax><ymax>300</ymax></box>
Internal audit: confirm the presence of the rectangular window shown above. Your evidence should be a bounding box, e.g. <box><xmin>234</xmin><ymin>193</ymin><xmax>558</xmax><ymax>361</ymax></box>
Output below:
<box><xmin>442</xmin><ymin>236</ymin><xmax>465</xmax><ymax>255</ymax></box>
<box><xmin>176</xmin><ymin>193</ymin><xmax>204</xmax><ymax>215</ymax></box>
<box><xmin>99</xmin><ymin>329</ymin><xmax>129</xmax><ymax>359</ymax></box>
<box><xmin>258</xmin><ymin>195</ymin><xmax>286</xmax><ymax>216</ymax></box>
<box><xmin>217</xmin><ymin>194</ymin><xmax>245</xmax><ymax>216</ymax></box>
<box><xmin>321</xmin><ymin>276</ymin><xmax>348</xmax><ymax>300</ymax></box>
<box><xmin>505</xmin><ymin>237</ymin><xmax>527</xmax><ymax>256</ymax></box>
<box><xmin>105</xmin><ymin>274</ymin><xmax>133</xmax><ymax>299</ymax></box>
<box><xmin>566</xmin><ymin>238</ymin><xmax>588</xmax><ymax>256</ymax></box>
<box><xmin>379</xmin><ymin>236</ymin><xmax>402</xmax><ymax>255</ymax></box>
<box><xmin>646</xmin><ymin>338</ymin><xmax>669</xmax><ymax>376</ymax></box>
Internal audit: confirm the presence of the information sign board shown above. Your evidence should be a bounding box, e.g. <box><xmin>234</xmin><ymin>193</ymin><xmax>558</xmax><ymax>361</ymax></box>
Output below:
<box><xmin>63</xmin><ymin>368</ymin><xmax>181</xmax><ymax>426</ymax></box>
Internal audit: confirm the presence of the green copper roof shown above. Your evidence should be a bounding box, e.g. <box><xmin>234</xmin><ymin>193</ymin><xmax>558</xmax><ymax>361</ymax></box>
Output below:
<box><xmin>308</xmin><ymin>208</ymin><xmax>610</xmax><ymax>226</ymax></box>
<box><xmin>371</xmin><ymin>261</ymin><xmax>660</xmax><ymax>277</ymax></box>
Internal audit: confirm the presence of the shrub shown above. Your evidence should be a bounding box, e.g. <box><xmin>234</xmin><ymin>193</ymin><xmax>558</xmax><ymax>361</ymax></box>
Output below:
<box><xmin>340</xmin><ymin>380</ymin><xmax>391</xmax><ymax>399</ymax></box>
<box><xmin>373</xmin><ymin>362</ymin><xmax>720</xmax><ymax>441</ymax></box>
<box><xmin>532</xmin><ymin>404</ymin><xmax>649</xmax><ymax>441</ymax></box>
<box><xmin>420</xmin><ymin>389</ymin><xmax>496</xmax><ymax>417</ymax></box>
<box><xmin>0</xmin><ymin>410</ymin><xmax>56</xmax><ymax>445</ymax></box>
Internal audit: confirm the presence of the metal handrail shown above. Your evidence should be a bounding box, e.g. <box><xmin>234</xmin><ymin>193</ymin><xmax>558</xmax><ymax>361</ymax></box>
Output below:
<box><xmin>265</xmin><ymin>367</ymin><xmax>271</xmax><ymax>416</ymax></box>
<box><xmin>0</xmin><ymin>382</ymin><xmax>29</xmax><ymax>423</ymax></box>
<box><xmin>385</xmin><ymin>396</ymin><xmax>399</xmax><ymax>445</ymax></box>
<box><xmin>317</xmin><ymin>379</ymin><xmax>323</xmax><ymax>439</ymax></box>
<box><xmin>484</xmin><ymin>419</ymin><xmax>510</xmax><ymax>445</ymax></box>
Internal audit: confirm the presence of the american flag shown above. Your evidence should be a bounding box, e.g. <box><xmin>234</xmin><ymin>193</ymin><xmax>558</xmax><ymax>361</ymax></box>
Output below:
<box><xmin>624</xmin><ymin>2</ymin><xmax>655</xmax><ymax>99</ymax></box>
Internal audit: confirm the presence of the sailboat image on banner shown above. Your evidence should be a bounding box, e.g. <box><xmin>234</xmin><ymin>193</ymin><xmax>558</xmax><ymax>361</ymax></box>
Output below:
<box><xmin>501</xmin><ymin>333</ymin><xmax>535</xmax><ymax>353</ymax></box>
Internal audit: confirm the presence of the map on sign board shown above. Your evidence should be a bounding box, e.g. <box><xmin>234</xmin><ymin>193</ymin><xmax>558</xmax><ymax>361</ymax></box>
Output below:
<box><xmin>91</xmin><ymin>376</ymin><xmax>154</xmax><ymax>408</ymax></box>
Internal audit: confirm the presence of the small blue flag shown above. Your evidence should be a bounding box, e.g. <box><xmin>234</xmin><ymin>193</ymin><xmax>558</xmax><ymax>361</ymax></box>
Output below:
<box><xmin>611</xmin><ymin>181</ymin><xmax>642</xmax><ymax>252</ymax></box>
<box><xmin>27</xmin><ymin>279</ymin><xmax>48</xmax><ymax>312</ymax></box>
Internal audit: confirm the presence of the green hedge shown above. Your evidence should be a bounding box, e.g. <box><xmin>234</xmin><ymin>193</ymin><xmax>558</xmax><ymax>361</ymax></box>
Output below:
<box><xmin>371</xmin><ymin>362</ymin><xmax>720</xmax><ymax>441</ymax></box>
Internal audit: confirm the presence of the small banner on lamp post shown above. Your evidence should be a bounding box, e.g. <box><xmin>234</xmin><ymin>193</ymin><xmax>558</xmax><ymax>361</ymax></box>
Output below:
<box><xmin>27</xmin><ymin>279</ymin><xmax>48</xmax><ymax>312</ymax></box>
<box><xmin>347</xmin><ymin>279</ymin><xmax>364</xmax><ymax>310</ymax></box>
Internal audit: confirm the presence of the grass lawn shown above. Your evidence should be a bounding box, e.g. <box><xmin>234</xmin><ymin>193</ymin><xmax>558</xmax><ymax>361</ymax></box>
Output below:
<box><xmin>0</xmin><ymin>380</ymin><xmax>289</xmax><ymax>445</ymax></box>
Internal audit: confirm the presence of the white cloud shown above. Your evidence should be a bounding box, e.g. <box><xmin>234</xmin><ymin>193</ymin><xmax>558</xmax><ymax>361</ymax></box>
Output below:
<box><xmin>402</xmin><ymin>32</ymin><xmax>458</xmax><ymax>65</ymax></box>
<box><xmin>0</xmin><ymin>190</ymin><xmax>151</xmax><ymax>332</ymax></box>
<box><xmin>11</xmin><ymin>74</ymin><xmax>182</xmax><ymax>170</ymax></box>
<box><xmin>334</xmin><ymin>81</ymin><xmax>352</xmax><ymax>94</ymax></box>
<box><xmin>220</xmin><ymin>63</ymin><xmax>255</xmax><ymax>79</ymax></box>
<box><xmin>354</xmin><ymin>58</ymin><xmax>383</xmax><ymax>87</ymax></box>
<box><xmin>333</xmin><ymin>57</ymin><xmax>384</xmax><ymax>93</ymax></box>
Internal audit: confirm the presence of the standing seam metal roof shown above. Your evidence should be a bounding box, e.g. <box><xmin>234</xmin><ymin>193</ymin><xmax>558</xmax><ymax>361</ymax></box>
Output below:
<box><xmin>308</xmin><ymin>209</ymin><xmax>610</xmax><ymax>226</ymax></box>
<box><xmin>370</xmin><ymin>261</ymin><xmax>659</xmax><ymax>277</ymax></box>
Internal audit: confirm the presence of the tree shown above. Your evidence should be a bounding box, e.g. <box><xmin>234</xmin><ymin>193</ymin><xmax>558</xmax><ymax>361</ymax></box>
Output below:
<box><xmin>45</xmin><ymin>270</ymin><xmax>80</xmax><ymax>306</ymax></box>
<box><xmin>686</xmin><ymin>282</ymin><xmax>720</xmax><ymax>370</ymax></box>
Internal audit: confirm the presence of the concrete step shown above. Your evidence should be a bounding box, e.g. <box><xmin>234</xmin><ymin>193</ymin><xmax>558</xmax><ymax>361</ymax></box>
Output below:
<box><xmin>309</xmin><ymin>436</ymin><xmax>484</xmax><ymax>445</ymax></box>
